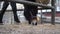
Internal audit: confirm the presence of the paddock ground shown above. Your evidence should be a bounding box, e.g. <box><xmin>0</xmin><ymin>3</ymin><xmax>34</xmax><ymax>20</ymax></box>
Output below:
<box><xmin>0</xmin><ymin>23</ymin><xmax>60</xmax><ymax>34</ymax></box>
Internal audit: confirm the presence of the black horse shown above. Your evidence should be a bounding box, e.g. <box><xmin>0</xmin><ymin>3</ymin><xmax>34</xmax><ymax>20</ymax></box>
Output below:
<box><xmin>24</xmin><ymin>0</ymin><xmax>38</xmax><ymax>25</ymax></box>
<box><xmin>0</xmin><ymin>1</ymin><xmax>20</xmax><ymax>24</ymax></box>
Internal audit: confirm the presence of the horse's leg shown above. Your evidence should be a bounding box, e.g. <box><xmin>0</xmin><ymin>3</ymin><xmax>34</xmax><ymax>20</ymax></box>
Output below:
<box><xmin>0</xmin><ymin>2</ymin><xmax>9</xmax><ymax>23</ymax></box>
<box><xmin>31</xmin><ymin>6</ymin><xmax>38</xmax><ymax>25</ymax></box>
<box><xmin>24</xmin><ymin>5</ymin><xmax>32</xmax><ymax>24</ymax></box>
<box><xmin>24</xmin><ymin>5</ymin><xmax>38</xmax><ymax>25</ymax></box>
<box><xmin>11</xmin><ymin>2</ymin><xmax>20</xmax><ymax>23</ymax></box>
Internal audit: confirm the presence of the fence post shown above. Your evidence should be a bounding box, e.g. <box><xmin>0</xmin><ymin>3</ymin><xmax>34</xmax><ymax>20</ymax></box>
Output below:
<box><xmin>51</xmin><ymin>0</ymin><xmax>56</xmax><ymax>25</ymax></box>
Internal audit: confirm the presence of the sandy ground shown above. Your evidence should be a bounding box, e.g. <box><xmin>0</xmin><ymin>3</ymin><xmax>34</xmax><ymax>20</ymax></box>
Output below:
<box><xmin>0</xmin><ymin>24</ymin><xmax>60</xmax><ymax>34</ymax></box>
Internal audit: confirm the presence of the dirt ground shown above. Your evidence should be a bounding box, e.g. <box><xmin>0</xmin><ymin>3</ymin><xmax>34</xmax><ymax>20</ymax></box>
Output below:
<box><xmin>0</xmin><ymin>23</ymin><xmax>60</xmax><ymax>34</ymax></box>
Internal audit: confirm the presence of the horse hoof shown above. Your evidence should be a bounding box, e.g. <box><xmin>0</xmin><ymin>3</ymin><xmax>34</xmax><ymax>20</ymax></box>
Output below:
<box><xmin>32</xmin><ymin>22</ymin><xmax>37</xmax><ymax>25</ymax></box>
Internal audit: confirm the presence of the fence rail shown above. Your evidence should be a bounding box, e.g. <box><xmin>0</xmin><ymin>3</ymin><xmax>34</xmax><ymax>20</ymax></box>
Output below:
<box><xmin>0</xmin><ymin>0</ymin><xmax>54</xmax><ymax>9</ymax></box>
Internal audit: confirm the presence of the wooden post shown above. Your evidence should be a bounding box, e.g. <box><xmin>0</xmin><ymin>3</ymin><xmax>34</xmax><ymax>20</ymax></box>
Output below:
<box><xmin>41</xmin><ymin>10</ymin><xmax>43</xmax><ymax>24</ymax></box>
<box><xmin>51</xmin><ymin>0</ymin><xmax>56</xmax><ymax>25</ymax></box>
